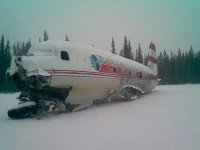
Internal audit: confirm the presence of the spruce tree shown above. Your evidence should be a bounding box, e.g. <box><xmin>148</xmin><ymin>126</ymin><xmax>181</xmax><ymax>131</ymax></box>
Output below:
<box><xmin>24</xmin><ymin>39</ymin><xmax>31</xmax><ymax>55</ymax></box>
<box><xmin>4</xmin><ymin>40</ymin><xmax>11</xmax><ymax>74</ymax></box>
<box><xmin>0</xmin><ymin>35</ymin><xmax>5</xmax><ymax>89</ymax></box>
<box><xmin>123</xmin><ymin>36</ymin><xmax>128</xmax><ymax>59</ymax></box>
<box><xmin>111</xmin><ymin>37</ymin><xmax>116</xmax><ymax>54</ymax></box>
<box><xmin>44</xmin><ymin>30</ymin><xmax>49</xmax><ymax>41</ymax></box>
<box><xmin>176</xmin><ymin>48</ymin><xmax>183</xmax><ymax>83</ymax></box>
<box><xmin>14</xmin><ymin>42</ymin><xmax>20</xmax><ymax>56</ymax></box>
<box><xmin>135</xmin><ymin>43</ymin><xmax>143</xmax><ymax>64</ymax></box>
<box><xmin>157</xmin><ymin>52</ymin><xmax>163</xmax><ymax>83</ymax></box>
<box><xmin>163</xmin><ymin>50</ymin><xmax>167</xmax><ymax>84</ymax></box>
<box><xmin>189</xmin><ymin>46</ymin><xmax>195</xmax><ymax>83</ymax></box>
<box><xmin>127</xmin><ymin>40</ymin><xmax>134</xmax><ymax>60</ymax></box>
<box><xmin>185</xmin><ymin>51</ymin><xmax>190</xmax><ymax>83</ymax></box>
<box><xmin>170</xmin><ymin>51</ymin><xmax>176</xmax><ymax>84</ymax></box>
<box><xmin>65</xmin><ymin>34</ymin><xmax>69</xmax><ymax>41</ymax></box>
<box><xmin>196</xmin><ymin>51</ymin><xmax>200</xmax><ymax>82</ymax></box>
<box><xmin>119</xmin><ymin>49</ymin><xmax>124</xmax><ymax>57</ymax></box>
<box><xmin>0</xmin><ymin>37</ymin><xmax>12</xmax><ymax>90</ymax></box>
<box><xmin>144</xmin><ymin>53</ymin><xmax>149</xmax><ymax>66</ymax></box>
<box><xmin>0</xmin><ymin>35</ymin><xmax>5</xmax><ymax>58</ymax></box>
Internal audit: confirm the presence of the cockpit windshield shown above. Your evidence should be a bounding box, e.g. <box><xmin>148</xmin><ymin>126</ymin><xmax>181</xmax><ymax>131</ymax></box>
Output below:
<box><xmin>28</xmin><ymin>49</ymin><xmax>53</xmax><ymax>56</ymax></box>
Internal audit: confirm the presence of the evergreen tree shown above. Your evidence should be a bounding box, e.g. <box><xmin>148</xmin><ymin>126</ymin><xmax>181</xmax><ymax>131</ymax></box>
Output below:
<box><xmin>65</xmin><ymin>34</ymin><xmax>69</xmax><ymax>41</ymax></box>
<box><xmin>0</xmin><ymin>35</ymin><xmax>5</xmax><ymax>89</ymax></box>
<box><xmin>128</xmin><ymin>40</ymin><xmax>132</xmax><ymax>59</ymax></box>
<box><xmin>0</xmin><ymin>36</ymin><xmax>12</xmax><ymax>91</ymax></box>
<box><xmin>119</xmin><ymin>49</ymin><xmax>124</xmax><ymax>57</ymax></box>
<box><xmin>135</xmin><ymin>43</ymin><xmax>143</xmax><ymax>64</ymax></box>
<box><xmin>119</xmin><ymin>36</ymin><xmax>132</xmax><ymax>60</ymax></box>
<box><xmin>13</xmin><ymin>40</ymin><xmax>31</xmax><ymax>56</ymax></box>
<box><xmin>25</xmin><ymin>38</ymin><xmax>31</xmax><ymax>55</ymax></box>
<box><xmin>181</xmin><ymin>52</ymin><xmax>187</xmax><ymax>83</ymax></box>
<box><xmin>111</xmin><ymin>37</ymin><xmax>116</xmax><ymax>54</ymax></box>
<box><xmin>157</xmin><ymin>52</ymin><xmax>163</xmax><ymax>83</ymax></box>
<box><xmin>13</xmin><ymin>44</ymin><xmax>16</xmax><ymax>55</ymax></box>
<box><xmin>4</xmin><ymin>40</ymin><xmax>11</xmax><ymax>73</ymax></box>
<box><xmin>170</xmin><ymin>51</ymin><xmax>176</xmax><ymax>84</ymax></box>
<box><xmin>188</xmin><ymin>46</ymin><xmax>195</xmax><ymax>83</ymax></box>
<box><xmin>0</xmin><ymin>35</ymin><xmax>4</xmax><ymax>54</ymax></box>
<box><xmin>13</xmin><ymin>42</ymin><xmax>21</xmax><ymax>56</ymax></box>
<box><xmin>176</xmin><ymin>48</ymin><xmax>183</xmax><ymax>84</ymax></box>
<box><xmin>130</xmin><ymin>52</ymin><xmax>134</xmax><ymax>60</ymax></box>
<box><xmin>15</xmin><ymin>42</ymin><xmax>20</xmax><ymax>56</ymax></box>
<box><xmin>196</xmin><ymin>51</ymin><xmax>200</xmax><ymax>82</ymax></box>
<box><xmin>123</xmin><ymin>36</ymin><xmax>130</xmax><ymax>59</ymax></box>
<box><xmin>44</xmin><ymin>30</ymin><xmax>49</xmax><ymax>41</ymax></box>
<box><xmin>21</xmin><ymin>42</ymin><xmax>25</xmax><ymax>55</ymax></box>
<box><xmin>161</xmin><ymin>50</ymin><xmax>171</xmax><ymax>84</ymax></box>
<box><xmin>5</xmin><ymin>40</ymin><xmax>11</xmax><ymax>63</ymax></box>
<box><xmin>144</xmin><ymin>53</ymin><xmax>149</xmax><ymax>66</ymax></box>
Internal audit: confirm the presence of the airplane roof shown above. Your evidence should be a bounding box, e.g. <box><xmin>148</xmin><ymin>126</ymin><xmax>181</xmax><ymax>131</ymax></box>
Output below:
<box><xmin>29</xmin><ymin>40</ymin><xmax>155</xmax><ymax>74</ymax></box>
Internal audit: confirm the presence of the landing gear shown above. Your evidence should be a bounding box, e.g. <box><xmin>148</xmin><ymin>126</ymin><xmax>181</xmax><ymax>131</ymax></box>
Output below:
<box><xmin>120</xmin><ymin>87</ymin><xmax>142</xmax><ymax>101</ymax></box>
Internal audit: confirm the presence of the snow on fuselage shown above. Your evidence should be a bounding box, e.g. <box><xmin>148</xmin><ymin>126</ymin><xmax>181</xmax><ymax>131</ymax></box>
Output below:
<box><xmin>20</xmin><ymin>41</ymin><xmax>158</xmax><ymax>105</ymax></box>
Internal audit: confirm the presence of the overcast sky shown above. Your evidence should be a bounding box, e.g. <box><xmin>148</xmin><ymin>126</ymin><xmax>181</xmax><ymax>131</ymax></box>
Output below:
<box><xmin>0</xmin><ymin>0</ymin><xmax>200</xmax><ymax>54</ymax></box>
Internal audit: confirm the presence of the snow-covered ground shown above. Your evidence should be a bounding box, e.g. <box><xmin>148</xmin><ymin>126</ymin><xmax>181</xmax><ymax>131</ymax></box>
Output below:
<box><xmin>0</xmin><ymin>84</ymin><xmax>200</xmax><ymax>150</ymax></box>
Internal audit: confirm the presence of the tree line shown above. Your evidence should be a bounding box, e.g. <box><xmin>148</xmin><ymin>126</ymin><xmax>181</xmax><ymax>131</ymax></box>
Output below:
<box><xmin>111</xmin><ymin>36</ymin><xmax>200</xmax><ymax>84</ymax></box>
<box><xmin>157</xmin><ymin>47</ymin><xmax>200</xmax><ymax>84</ymax></box>
<box><xmin>0</xmin><ymin>35</ymin><xmax>13</xmax><ymax>91</ymax></box>
<box><xmin>0</xmin><ymin>32</ymin><xmax>200</xmax><ymax>92</ymax></box>
<box><xmin>0</xmin><ymin>35</ymin><xmax>32</xmax><ymax>92</ymax></box>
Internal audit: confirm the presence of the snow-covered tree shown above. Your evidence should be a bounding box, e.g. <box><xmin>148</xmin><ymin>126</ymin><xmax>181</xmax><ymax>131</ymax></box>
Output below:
<box><xmin>111</xmin><ymin>37</ymin><xmax>116</xmax><ymax>54</ymax></box>
<box><xmin>65</xmin><ymin>34</ymin><xmax>69</xmax><ymax>41</ymax></box>
<box><xmin>135</xmin><ymin>43</ymin><xmax>143</xmax><ymax>64</ymax></box>
<box><xmin>44</xmin><ymin>30</ymin><xmax>49</xmax><ymax>41</ymax></box>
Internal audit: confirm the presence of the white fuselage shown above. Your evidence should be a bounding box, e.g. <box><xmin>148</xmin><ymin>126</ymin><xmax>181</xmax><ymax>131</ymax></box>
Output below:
<box><xmin>16</xmin><ymin>41</ymin><xmax>158</xmax><ymax>105</ymax></box>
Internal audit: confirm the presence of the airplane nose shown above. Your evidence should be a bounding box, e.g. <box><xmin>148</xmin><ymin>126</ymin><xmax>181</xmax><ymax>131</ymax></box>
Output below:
<box><xmin>18</xmin><ymin>57</ymin><xmax>50</xmax><ymax>77</ymax></box>
<box><xmin>19</xmin><ymin>57</ymin><xmax>38</xmax><ymax>73</ymax></box>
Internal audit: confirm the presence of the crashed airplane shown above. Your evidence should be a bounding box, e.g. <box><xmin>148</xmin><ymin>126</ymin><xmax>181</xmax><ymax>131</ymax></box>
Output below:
<box><xmin>7</xmin><ymin>41</ymin><xmax>158</xmax><ymax>118</ymax></box>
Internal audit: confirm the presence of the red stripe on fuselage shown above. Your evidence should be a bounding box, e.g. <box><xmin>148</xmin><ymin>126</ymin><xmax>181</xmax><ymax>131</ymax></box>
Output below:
<box><xmin>27</xmin><ymin>64</ymin><xmax>158</xmax><ymax>81</ymax></box>
<box><xmin>149</xmin><ymin>56</ymin><xmax>158</xmax><ymax>64</ymax></box>
<box><xmin>100</xmin><ymin>64</ymin><xmax>123</xmax><ymax>75</ymax></box>
<box><xmin>47</xmin><ymin>70</ymin><xmax>157</xmax><ymax>81</ymax></box>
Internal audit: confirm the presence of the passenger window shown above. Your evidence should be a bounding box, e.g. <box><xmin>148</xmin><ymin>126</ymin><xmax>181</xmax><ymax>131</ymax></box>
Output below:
<box><xmin>129</xmin><ymin>70</ymin><xmax>131</xmax><ymax>76</ymax></box>
<box><xmin>139</xmin><ymin>72</ymin><xmax>142</xmax><ymax>78</ymax></box>
<box><xmin>61</xmin><ymin>51</ymin><xmax>69</xmax><ymax>60</ymax></box>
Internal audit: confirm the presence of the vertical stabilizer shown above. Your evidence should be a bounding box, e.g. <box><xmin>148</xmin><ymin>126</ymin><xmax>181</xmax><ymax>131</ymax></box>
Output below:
<box><xmin>148</xmin><ymin>42</ymin><xmax>158</xmax><ymax>74</ymax></box>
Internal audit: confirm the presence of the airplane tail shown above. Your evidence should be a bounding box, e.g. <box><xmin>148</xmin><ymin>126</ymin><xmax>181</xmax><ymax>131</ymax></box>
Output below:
<box><xmin>147</xmin><ymin>42</ymin><xmax>158</xmax><ymax>75</ymax></box>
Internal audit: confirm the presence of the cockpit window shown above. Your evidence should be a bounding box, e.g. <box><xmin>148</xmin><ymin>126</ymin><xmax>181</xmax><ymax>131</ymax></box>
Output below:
<box><xmin>61</xmin><ymin>51</ymin><xmax>69</xmax><ymax>60</ymax></box>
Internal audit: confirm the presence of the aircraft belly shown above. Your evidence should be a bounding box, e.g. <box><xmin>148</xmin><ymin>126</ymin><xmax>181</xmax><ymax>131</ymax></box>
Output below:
<box><xmin>50</xmin><ymin>75</ymin><xmax>121</xmax><ymax>105</ymax></box>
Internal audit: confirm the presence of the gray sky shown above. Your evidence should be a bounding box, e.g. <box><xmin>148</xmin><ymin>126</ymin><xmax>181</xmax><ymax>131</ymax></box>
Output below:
<box><xmin>0</xmin><ymin>0</ymin><xmax>200</xmax><ymax>54</ymax></box>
